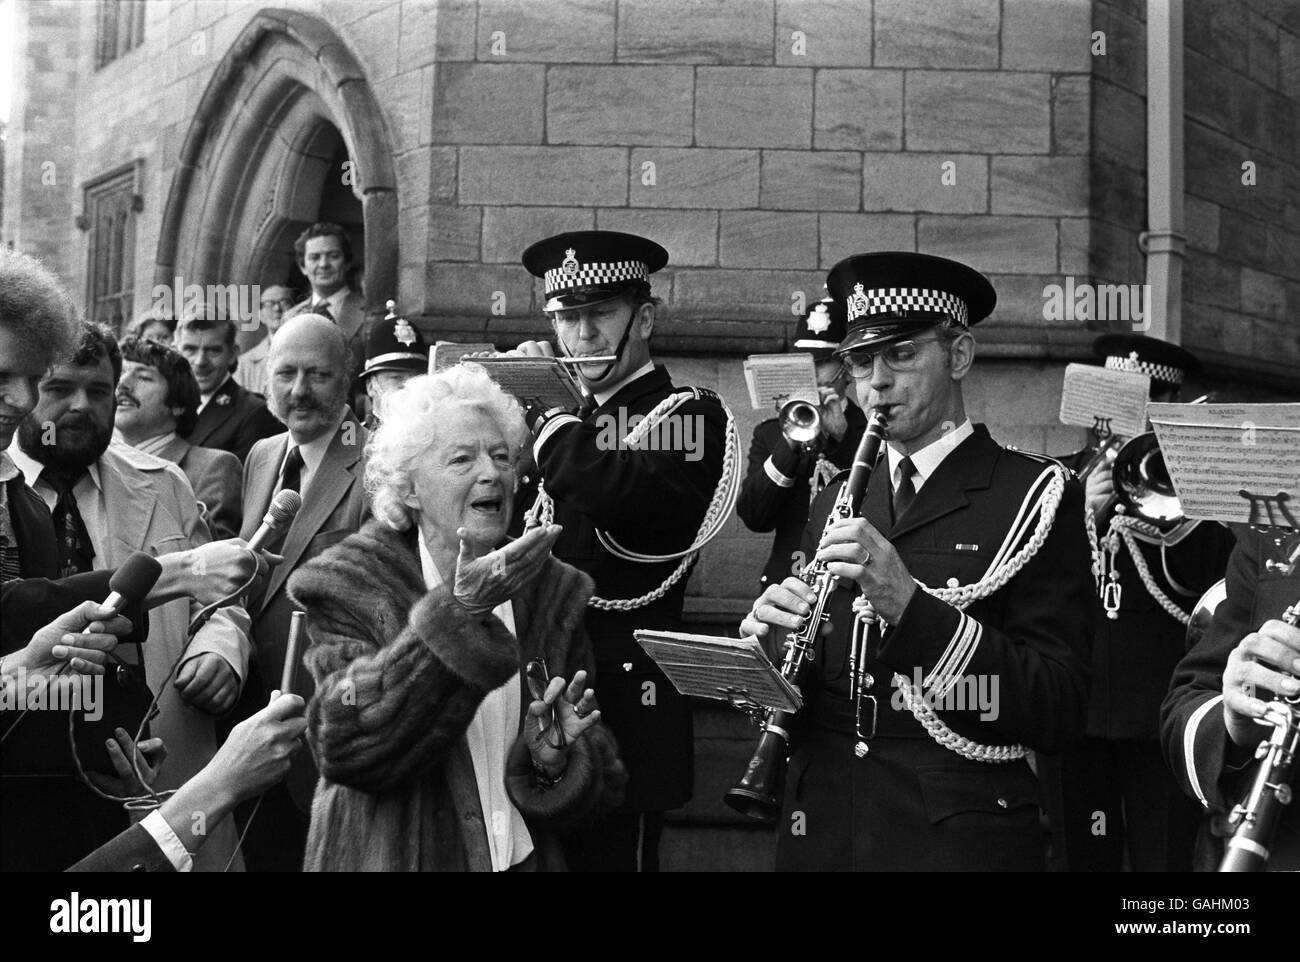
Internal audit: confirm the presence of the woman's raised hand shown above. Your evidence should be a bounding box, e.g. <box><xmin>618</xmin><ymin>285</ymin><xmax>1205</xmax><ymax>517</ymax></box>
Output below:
<box><xmin>453</xmin><ymin>522</ymin><xmax>562</xmax><ymax>615</ymax></box>
<box><xmin>526</xmin><ymin>669</ymin><xmax>600</xmax><ymax>776</ymax></box>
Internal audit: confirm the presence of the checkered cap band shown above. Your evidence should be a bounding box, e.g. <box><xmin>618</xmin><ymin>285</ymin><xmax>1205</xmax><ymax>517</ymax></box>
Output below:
<box><xmin>845</xmin><ymin>286</ymin><xmax>969</xmax><ymax>327</ymax></box>
<box><xmin>544</xmin><ymin>259</ymin><xmax>648</xmax><ymax>296</ymax></box>
<box><xmin>1104</xmin><ymin>355</ymin><xmax>1184</xmax><ymax>385</ymax></box>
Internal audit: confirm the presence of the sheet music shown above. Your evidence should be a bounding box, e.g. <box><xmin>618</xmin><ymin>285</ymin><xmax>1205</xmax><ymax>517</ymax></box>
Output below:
<box><xmin>430</xmin><ymin>341</ymin><xmax>496</xmax><ymax>373</ymax></box>
<box><xmin>1059</xmin><ymin>363</ymin><xmax>1151</xmax><ymax>438</ymax></box>
<box><xmin>743</xmin><ymin>354</ymin><xmax>819</xmax><ymax>411</ymax></box>
<box><xmin>467</xmin><ymin>355</ymin><xmax>587</xmax><ymax>410</ymax></box>
<box><xmin>1148</xmin><ymin>403</ymin><xmax>1300</xmax><ymax>528</ymax></box>
<box><xmin>634</xmin><ymin>630</ymin><xmax>802</xmax><ymax>712</ymax></box>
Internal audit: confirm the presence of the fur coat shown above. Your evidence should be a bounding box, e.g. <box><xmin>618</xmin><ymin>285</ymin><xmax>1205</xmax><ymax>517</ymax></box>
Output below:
<box><xmin>287</xmin><ymin>520</ymin><xmax>626</xmax><ymax>872</ymax></box>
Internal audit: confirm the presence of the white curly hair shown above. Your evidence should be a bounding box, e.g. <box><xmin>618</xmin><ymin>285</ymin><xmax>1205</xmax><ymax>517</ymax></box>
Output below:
<box><xmin>365</xmin><ymin>364</ymin><xmax>530</xmax><ymax>531</ymax></box>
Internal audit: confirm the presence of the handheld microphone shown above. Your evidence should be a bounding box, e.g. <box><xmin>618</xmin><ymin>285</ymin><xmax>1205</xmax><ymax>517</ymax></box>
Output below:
<box><xmin>280</xmin><ymin>610</ymin><xmax>307</xmax><ymax>696</ymax></box>
<box><xmin>82</xmin><ymin>551</ymin><xmax>163</xmax><ymax>635</ymax></box>
<box><xmin>247</xmin><ymin>490</ymin><xmax>303</xmax><ymax>552</ymax></box>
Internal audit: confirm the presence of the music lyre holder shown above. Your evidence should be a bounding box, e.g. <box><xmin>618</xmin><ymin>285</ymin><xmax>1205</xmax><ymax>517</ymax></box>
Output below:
<box><xmin>1237</xmin><ymin>489</ymin><xmax>1300</xmax><ymax>574</ymax></box>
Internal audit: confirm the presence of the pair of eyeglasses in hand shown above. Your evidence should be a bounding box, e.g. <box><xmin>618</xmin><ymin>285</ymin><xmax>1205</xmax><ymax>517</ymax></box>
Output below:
<box><xmin>525</xmin><ymin>658</ymin><xmax>567</xmax><ymax>752</ymax></box>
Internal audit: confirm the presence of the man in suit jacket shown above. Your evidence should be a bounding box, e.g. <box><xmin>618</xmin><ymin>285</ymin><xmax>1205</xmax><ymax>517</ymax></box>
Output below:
<box><xmin>239</xmin><ymin>313</ymin><xmax>368</xmax><ymax>870</ymax></box>
<box><xmin>281</xmin><ymin>222</ymin><xmax>367</xmax><ymax>395</ymax></box>
<box><xmin>1162</xmin><ymin>526</ymin><xmax>1300</xmax><ymax>871</ymax></box>
<box><xmin>177</xmin><ymin>315</ymin><xmax>281</xmax><ymax>463</ymax></box>
<box><xmin>10</xmin><ymin>323</ymin><xmax>254</xmax><ymax>872</ymax></box>
<box><xmin>116</xmin><ymin>334</ymin><xmax>242</xmax><ymax>539</ymax></box>
<box><xmin>741</xmin><ymin>253</ymin><xmax>1094</xmax><ymax>871</ymax></box>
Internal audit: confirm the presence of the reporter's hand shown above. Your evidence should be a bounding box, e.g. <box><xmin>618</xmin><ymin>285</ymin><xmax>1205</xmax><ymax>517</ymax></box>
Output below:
<box><xmin>175</xmin><ymin>652</ymin><xmax>239</xmax><ymax>715</ymax></box>
<box><xmin>87</xmin><ymin>728</ymin><xmax>166</xmax><ymax>797</ymax></box>
<box><xmin>156</xmin><ymin>539</ymin><xmax>265</xmax><ymax>608</ymax></box>
<box><xmin>203</xmin><ymin>692</ymin><xmax>308</xmax><ymax>805</ymax></box>
<box><xmin>7</xmin><ymin>601</ymin><xmax>132</xmax><ymax>678</ymax></box>
<box><xmin>1222</xmin><ymin>619</ymin><xmax>1300</xmax><ymax>747</ymax></box>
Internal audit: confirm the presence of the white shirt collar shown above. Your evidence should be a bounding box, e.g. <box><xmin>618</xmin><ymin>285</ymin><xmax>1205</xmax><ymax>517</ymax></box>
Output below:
<box><xmin>135</xmin><ymin>432</ymin><xmax>179</xmax><ymax>458</ymax></box>
<box><xmin>282</xmin><ymin>409</ymin><xmax>347</xmax><ymax>480</ymax></box>
<box><xmin>886</xmin><ymin>418</ymin><xmax>974</xmax><ymax>493</ymax></box>
<box><xmin>6</xmin><ymin>439</ymin><xmax>103</xmax><ymax>493</ymax></box>
<box><xmin>313</xmin><ymin>287</ymin><xmax>349</xmax><ymax>318</ymax></box>
<box><xmin>593</xmin><ymin>361</ymin><xmax>655</xmax><ymax>408</ymax></box>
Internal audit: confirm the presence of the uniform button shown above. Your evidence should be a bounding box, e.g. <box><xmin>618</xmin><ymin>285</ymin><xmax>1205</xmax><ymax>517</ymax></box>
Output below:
<box><xmin>130</xmin><ymin>862</ymin><xmax>146</xmax><ymax>872</ymax></box>
<box><xmin>996</xmin><ymin>797</ymin><xmax>1008</xmax><ymax>809</ymax></box>
<box><xmin>946</xmin><ymin>577</ymin><xmax>959</xmax><ymax>588</ymax></box>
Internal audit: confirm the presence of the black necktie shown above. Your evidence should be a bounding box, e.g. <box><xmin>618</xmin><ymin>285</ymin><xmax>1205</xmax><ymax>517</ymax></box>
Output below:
<box><xmin>42</xmin><ymin>468</ymin><xmax>95</xmax><ymax>577</ymax></box>
<box><xmin>893</xmin><ymin>456</ymin><xmax>917</xmax><ymax>523</ymax></box>
<box><xmin>278</xmin><ymin>446</ymin><xmax>304</xmax><ymax>494</ymax></box>
<box><xmin>315</xmin><ymin>302</ymin><xmax>334</xmax><ymax>322</ymax></box>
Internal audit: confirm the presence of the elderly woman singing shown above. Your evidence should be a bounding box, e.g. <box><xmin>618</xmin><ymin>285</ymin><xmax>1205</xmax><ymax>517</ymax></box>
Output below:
<box><xmin>287</xmin><ymin>364</ymin><xmax>625</xmax><ymax>871</ymax></box>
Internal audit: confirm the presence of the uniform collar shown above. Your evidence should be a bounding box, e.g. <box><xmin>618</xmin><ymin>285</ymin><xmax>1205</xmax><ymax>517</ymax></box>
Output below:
<box><xmin>592</xmin><ymin>361</ymin><xmax>656</xmax><ymax>408</ymax></box>
<box><xmin>886</xmin><ymin>418</ymin><xmax>974</xmax><ymax>491</ymax></box>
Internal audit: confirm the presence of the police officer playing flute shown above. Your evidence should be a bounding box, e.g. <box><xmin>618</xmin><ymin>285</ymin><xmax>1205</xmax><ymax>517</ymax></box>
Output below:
<box><xmin>508</xmin><ymin>231</ymin><xmax>730</xmax><ymax>872</ymax></box>
<box><xmin>739</xmin><ymin>252</ymin><xmax>1094</xmax><ymax>871</ymax></box>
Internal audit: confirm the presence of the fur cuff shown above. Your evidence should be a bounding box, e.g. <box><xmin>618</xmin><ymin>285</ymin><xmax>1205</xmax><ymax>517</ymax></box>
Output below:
<box><xmin>505</xmin><ymin>734</ymin><xmax>603</xmax><ymax>830</ymax></box>
<box><xmin>409</xmin><ymin>586</ymin><xmax>519</xmax><ymax>693</ymax></box>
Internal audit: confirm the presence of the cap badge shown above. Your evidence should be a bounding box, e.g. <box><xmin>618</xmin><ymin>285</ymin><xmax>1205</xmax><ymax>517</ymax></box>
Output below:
<box><xmin>1129</xmin><ymin>350</ymin><xmax>1140</xmax><ymax>362</ymax></box>
<box><xmin>561</xmin><ymin>248</ymin><xmax>580</xmax><ymax>279</ymax></box>
<box><xmin>847</xmin><ymin>282</ymin><xmax>871</xmax><ymax>319</ymax></box>
<box><xmin>394</xmin><ymin>317</ymin><xmax>418</xmax><ymax>347</ymax></box>
<box><xmin>806</xmin><ymin>305</ymin><xmax>831</xmax><ymax>334</ymax></box>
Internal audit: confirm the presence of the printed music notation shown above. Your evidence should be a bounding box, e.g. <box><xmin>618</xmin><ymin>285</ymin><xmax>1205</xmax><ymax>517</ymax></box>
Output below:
<box><xmin>634</xmin><ymin>630</ymin><xmax>803</xmax><ymax>713</ymax></box>
<box><xmin>1148</xmin><ymin>403</ymin><xmax>1300</xmax><ymax>528</ymax></box>
<box><xmin>466</xmin><ymin>355</ymin><xmax>588</xmax><ymax>410</ymax></box>
<box><xmin>1059</xmin><ymin>363</ymin><xmax>1151</xmax><ymax>438</ymax></box>
<box><xmin>743</xmin><ymin>353</ymin><xmax>820</xmax><ymax>411</ymax></box>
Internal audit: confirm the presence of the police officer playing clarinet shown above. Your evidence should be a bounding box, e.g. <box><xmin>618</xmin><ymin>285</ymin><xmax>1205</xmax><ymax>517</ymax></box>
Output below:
<box><xmin>508</xmin><ymin>231</ymin><xmax>730</xmax><ymax>872</ymax></box>
<box><xmin>740</xmin><ymin>252</ymin><xmax>1094</xmax><ymax>871</ymax></box>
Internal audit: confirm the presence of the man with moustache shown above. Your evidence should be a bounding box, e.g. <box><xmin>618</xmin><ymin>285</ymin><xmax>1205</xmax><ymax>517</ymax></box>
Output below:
<box><xmin>509</xmin><ymin>231</ymin><xmax>729</xmax><ymax>871</ymax></box>
<box><xmin>8</xmin><ymin>321</ymin><xmax>255</xmax><ymax>871</ymax></box>
<box><xmin>234</xmin><ymin>284</ymin><xmax>296</xmax><ymax>397</ymax></box>
<box><xmin>116</xmin><ymin>334</ymin><xmax>243</xmax><ymax>540</ymax></box>
<box><xmin>739</xmin><ymin>252</ymin><xmax>1093</xmax><ymax>871</ymax></box>
<box><xmin>177</xmin><ymin>313</ymin><xmax>281</xmax><ymax>463</ymax></box>
<box><xmin>238</xmin><ymin>312</ymin><xmax>368</xmax><ymax>870</ymax></box>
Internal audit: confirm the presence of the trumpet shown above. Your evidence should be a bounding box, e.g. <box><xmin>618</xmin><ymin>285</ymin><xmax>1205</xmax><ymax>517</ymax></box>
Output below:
<box><xmin>779</xmin><ymin>397</ymin><xmax>822</xmax><ymax>453</ymax></box>
<box><xmin>725</xmin><ymin>409</ymin><xmax>888</xmax><ymax>821</ymax></box>
<box><xmin>1220</xmin><ymin>538</ymin><xmax>1300</xmax><ymax>873</ymax></box>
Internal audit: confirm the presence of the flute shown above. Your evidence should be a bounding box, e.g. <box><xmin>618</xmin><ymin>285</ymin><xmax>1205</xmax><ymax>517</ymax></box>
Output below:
<box><xmin>555</xmin><ymin>355</ymin><xmax>617</xmax><ymax>365</ymax></box>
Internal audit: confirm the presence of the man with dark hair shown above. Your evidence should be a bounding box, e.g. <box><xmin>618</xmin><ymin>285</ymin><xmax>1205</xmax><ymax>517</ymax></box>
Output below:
<box><xmin>283</xmin><ymin>222</ymin><xmax>366</xmax><ymax>393</ymax></box>
<box><xmin>8</xmin><ymin>321</ymin><xmax>255</xmax><ymax>871</ymax></box>
<box><xmin>117</xmin><ymin>335</ymin><xmax>243</xmax><ymax>540</ymax></box>
<box><xmin>177</xmin><ymin>314</ymin><xmax>280</xmax><ymax>463</ymax></box>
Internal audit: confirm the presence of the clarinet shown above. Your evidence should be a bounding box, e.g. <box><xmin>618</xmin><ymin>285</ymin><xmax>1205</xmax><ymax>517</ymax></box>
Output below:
<box><xmin>1219</xmin><ymin>594</ymin><xmax>1300</xmax><ymax>872</ymax></box>
<box><xmin>724</xmin><ymin>409</ymin><xmax>888</xmax><ymax>821</ymax></box>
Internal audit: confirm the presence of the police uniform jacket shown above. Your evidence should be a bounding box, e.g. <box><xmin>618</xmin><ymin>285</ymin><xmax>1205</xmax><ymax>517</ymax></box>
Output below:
<box><xmin>1058</xmin><ymin>449</ymin><xmax>1236</xmax><ymax>740</ymax></box>
<box><xmin>1160</xmin><ymin>528</ymin><xmax>1300</xmax><ymax>870</ymax></box>
<box><xmin>522</xmin><ymin>365</ymin><xmax>727</xmax><ymax>812</ymax></box>
<box><xmin>777</xmin><ymin>425</ymin><xmax>1094</xmax><ymax>871</ymax></box>
<box><xmin>738</xmin><ymin>402</ymin><xmax>867</xmax><ymax>591</ymax></box>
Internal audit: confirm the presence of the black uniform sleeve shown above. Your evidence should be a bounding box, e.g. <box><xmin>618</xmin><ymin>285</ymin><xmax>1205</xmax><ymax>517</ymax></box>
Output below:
<box><xmin>534</xmin><ymin>395</ymin><xmax>727</xmax><ymax>533</ymax></box>
<box><xmin>737</xmin><ymin>420</ymin><xmax>814</xmax><ymax>533</ymax></box>
<box><xmin>1160</xmin><ymin>533</ymin><xmax>1263</xmax><ymax>812</ymax></box>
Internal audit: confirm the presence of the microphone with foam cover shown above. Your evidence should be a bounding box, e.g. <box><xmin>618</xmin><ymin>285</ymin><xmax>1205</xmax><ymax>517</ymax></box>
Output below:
<box><xmin>82</xmin><ymin>551</ymin><xmax>163</xmax><ymax>634</ymax></box>
<box><xmin>247</xmin><ymin>489</ymin><xmax>303</xmax><ymax>552</ymax></box>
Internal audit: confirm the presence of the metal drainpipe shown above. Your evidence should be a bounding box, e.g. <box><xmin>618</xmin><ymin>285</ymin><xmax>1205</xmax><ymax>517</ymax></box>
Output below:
<box><xmin>1141</xmin><ymin>0</ymin><xmax>1185</xmax><ymax>342</ymax></box>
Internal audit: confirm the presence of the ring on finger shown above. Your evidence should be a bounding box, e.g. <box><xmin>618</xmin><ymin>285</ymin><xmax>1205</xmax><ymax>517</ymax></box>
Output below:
<box><xmin>862</xmin><ymin>549</ymin><xmax>872</xmax><ymax>566</ymax></box>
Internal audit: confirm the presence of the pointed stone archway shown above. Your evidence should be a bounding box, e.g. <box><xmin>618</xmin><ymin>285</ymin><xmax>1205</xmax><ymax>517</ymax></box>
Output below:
<box><xmin>155</xmin><ymin>8</ymin><xmax>397</xmax><ymax>338</ymax></box>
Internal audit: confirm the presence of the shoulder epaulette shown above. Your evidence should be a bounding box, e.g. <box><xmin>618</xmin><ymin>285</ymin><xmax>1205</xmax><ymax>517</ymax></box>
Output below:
<box><xmin>1003</xmin><ymin>445</ymin><xmax>1066</xmax><ymax>469</ymax></box>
